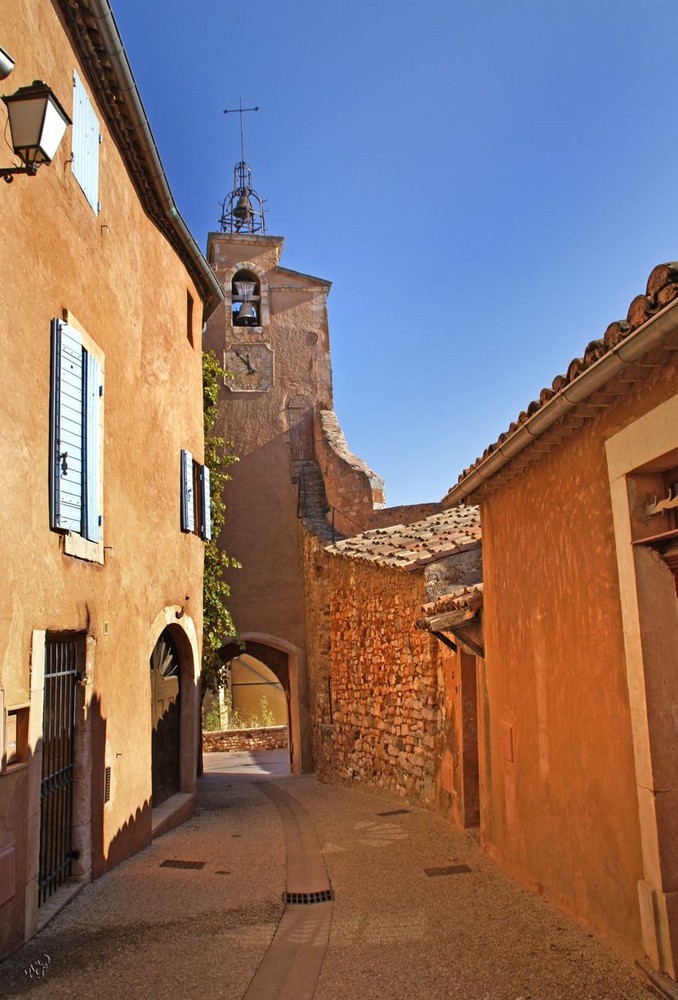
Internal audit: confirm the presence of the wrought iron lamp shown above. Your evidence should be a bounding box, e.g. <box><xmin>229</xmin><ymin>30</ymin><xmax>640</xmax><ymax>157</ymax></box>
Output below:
<box><xmin>1</xmin><ymin>79</ymin><xmax>71</xmax><ymax>183</ymax></box>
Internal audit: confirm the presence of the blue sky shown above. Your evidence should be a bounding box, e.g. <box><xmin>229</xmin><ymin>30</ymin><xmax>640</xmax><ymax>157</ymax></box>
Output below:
<box><xmin>113</xmin><ymin>0</ymin><xmax>678</xmax><ymax>507</ymax></box>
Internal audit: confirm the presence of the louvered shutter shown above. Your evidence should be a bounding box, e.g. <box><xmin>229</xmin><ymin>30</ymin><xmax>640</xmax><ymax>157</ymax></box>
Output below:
<box><xmin>72</xmin><ymin>70</ymin><xmax>100</xmax><ymax>212</ymax></box>
<box><xmin>181</xmin><ymin>450</ymin><xmax>195</xmax><ymax>532</ymax></box>
<box><xmin>50</xmin><ymin>320</ymin><xmax>84</xmax><ymax>533</ymax></box>
<box><xmin>83</xmin><ymin>352</ymin><xmax>102</xmax><ymax>541</ymax></box>
<box><xmin>200</xmin><ymin>465</ymin><xmax>212</xmax><ymax>541</ymax></box>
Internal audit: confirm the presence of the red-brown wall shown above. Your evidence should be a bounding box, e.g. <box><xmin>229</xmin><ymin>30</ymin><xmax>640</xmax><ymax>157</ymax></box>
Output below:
<box><xmin>477</xmin><ymin>356</ymin><xmax>678</xmax><ymax>958</ymax></box>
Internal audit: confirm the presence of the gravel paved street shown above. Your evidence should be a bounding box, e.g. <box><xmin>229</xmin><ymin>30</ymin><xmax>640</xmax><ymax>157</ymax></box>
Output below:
<box><xmin>0</xmin><ymin>750</ymin><xmax>660</xmax><ymax>999</ymax></box>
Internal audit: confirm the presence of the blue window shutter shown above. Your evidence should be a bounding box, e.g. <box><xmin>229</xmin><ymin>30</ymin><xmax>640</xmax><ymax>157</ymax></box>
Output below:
<box><xmin>72</xmin><ymin>70</ymin><xmax>100</xmax><ymax>213</ymax></box>
<box><xmin>200</xmin><ymin>465</ymin><xmax>212</xmax><ymax>541</ymax></box>
<box><xmin>50</xmin><ymin>320</ymin><xmax>84</xmax><ymax>533</ymax></box>
<box><xmin>181</xmin><ymin>450</ymin><xmax>195</xmax><ymax>532</ymax></box>
<box><xmin>83</xmin><ymin>352</ymin><xmax>102</xmax><ymax>541</ymax></box>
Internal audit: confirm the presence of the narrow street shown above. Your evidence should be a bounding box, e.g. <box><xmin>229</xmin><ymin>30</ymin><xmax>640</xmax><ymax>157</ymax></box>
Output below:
<box><xmin>0</xmin><ymin>751</ymin><xmax>657</xmax><ymax>1000</ymax></box>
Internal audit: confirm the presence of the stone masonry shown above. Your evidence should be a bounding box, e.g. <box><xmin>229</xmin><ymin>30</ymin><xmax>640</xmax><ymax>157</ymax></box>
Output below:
<box><xmin>324</xmin><ymin>558</ymin><xmax>441</xmax><ymax>806</ymax></box>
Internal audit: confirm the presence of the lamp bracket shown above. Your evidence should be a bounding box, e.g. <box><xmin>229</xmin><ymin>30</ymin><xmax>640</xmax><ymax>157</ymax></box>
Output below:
<box><xmin>0</xmin><ymin>165</ymin><xmax>37</xmax><ymax>183</ymax></box>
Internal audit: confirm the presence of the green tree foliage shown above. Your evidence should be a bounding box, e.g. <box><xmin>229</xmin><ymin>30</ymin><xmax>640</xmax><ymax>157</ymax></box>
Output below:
<box><xmin>202</xmin><ymin>694</ymin><xmax>277</xmax><ymax>733</ymax></box>
<box><xmin>202</xmin><ymin>350</ymin><xmax>240</xmax><ymax>693</ymax></box>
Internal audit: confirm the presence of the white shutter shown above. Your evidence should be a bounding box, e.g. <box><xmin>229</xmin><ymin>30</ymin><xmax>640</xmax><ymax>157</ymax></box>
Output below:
<box><xmin>200</xmin><ymin>465</ymin><xmax>212</xmax><ymax>541</ymax></box>
<box><xmin>84</xmin><ymin>352</ymin><xmax>102</xmax><ymax>541</ymax></box>
<box><xmin>181</xmin><ymin>450</ymin><xmax>195</xmax><ymax>532</ymax></box>
<box><xmin>51</xmin><ymin>320</ymin><xmax>84</xmax><ymax>533</ymax></box>
<box><xmin>72</xmin><ymin>70</ymin><xmax>100</xmax><ymax>212</ymax></box>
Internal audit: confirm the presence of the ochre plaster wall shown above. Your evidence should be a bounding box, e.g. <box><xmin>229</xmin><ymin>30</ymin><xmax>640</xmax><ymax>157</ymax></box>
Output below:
<box><xmin>205</xmin><ymin>234</ymin><xmax>333</xmax><ymax>656</ymax></box>
<box><xmin>478</xmin><ymin>356</ymin><xmax>678</xmax><ymax>961</ymax></box>
<box><xmin>0</xmin><ymin>0</ymin><xmax>206</xmax><ymax>957</ymax></box>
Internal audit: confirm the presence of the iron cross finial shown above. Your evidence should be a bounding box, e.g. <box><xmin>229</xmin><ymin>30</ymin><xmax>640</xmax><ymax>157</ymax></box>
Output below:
<box><xmin>223</xmin><ymin>99</ymin><xmax>260</xmax><ymax>163</ymax></box>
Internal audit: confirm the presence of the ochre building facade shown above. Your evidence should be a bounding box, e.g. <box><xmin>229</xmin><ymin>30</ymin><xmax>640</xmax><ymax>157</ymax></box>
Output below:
<box><xmin>0</xmin><ymin>0</ymin><xmax>221</xmax><ymax>959</ymax></box>
<box><xmin>444</xmin><ymin>263</ymin><xmax>678</xmax><ymax>978</ymax></box>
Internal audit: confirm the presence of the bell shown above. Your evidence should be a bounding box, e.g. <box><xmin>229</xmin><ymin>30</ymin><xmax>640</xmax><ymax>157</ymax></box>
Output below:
<box><xmin>234</xmin><ymin>280</ymin><xmax>257</xmax><ymax>301</ymax></box>
<box><xmin>233</xmin><ymin>194</ymin><xmax>253</xmax><ymax>221</ymax></box>
<box><xmin>235</xmin><ymin>301</ymin><xmax>258</xmax><ymax>324</ymax></box>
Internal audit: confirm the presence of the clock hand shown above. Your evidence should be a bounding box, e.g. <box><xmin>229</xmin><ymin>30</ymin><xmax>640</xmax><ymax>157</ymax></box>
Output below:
<box><xmin>232</xmin><ymin>348</ymin><xmax>256</xmax><ymax>374</ymax></box>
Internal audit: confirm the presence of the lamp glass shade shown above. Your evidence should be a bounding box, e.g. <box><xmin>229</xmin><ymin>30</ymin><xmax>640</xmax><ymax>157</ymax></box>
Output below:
<box><xmin>3</xmin><ymin>81</ymin><xmax>71</xmax><ymax>168</ymax></box>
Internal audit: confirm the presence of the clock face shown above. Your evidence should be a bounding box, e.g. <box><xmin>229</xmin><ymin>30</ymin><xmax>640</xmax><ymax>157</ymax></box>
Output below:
<box><xmin>224</xmin><ymin>343</ymin><xmax>273</xmax><ymax>392</ymax></box>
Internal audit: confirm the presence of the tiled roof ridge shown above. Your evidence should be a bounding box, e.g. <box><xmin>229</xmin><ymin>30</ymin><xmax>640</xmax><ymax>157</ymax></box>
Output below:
<box><xmin>455</xmin><ymin>261</ymin><xmax>678</xmax><ymax>485</ymax></box>
<box><xmin>420</xmin><ymin>584</ymin><xmax>484</xmax><ymax>618</ymax></box>
<box><xmin>326</xmin><ymin>505</ymin><xmax>481</xmax><ymax>568</ymax></box>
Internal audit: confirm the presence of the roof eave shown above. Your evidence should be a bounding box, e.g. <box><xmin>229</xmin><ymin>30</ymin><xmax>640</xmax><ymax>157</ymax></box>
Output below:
<box><xmin>58</xmin><ymin>0</ymin><xmax>224</xmax><ymax>317</ymax></box>
<box><xmin>444</xmin><ymin>294</ymin><xmax>678</xmax><ymax>507</ymax></box>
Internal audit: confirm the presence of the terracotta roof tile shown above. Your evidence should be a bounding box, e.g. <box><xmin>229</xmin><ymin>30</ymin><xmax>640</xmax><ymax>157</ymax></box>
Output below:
<box><xmin>451</xmin><ymin>262</ymin><xmax>678</xmax><ymax>488</ymax></box>
<box><xmin>420</xmin><ymin>583</ymin><xmax>484</xmax><ymax>618</ymax></box>
<box><xmin>326</xmin><ymin>507</ymin><xmax>481</xmax><ymax>569</ymax></box>
<box><xmin>416</xmin><ymin>584</ymin><xmax>484</xmax><ymax>631</ymax></box>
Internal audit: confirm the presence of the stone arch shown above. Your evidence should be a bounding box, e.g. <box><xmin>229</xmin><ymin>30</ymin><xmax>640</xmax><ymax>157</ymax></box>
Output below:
<box><xmin>147</xmin><ymin>607</ymin><xmax>200</xmax><ymax>806</ymax></box>
<box><xmin>225</xmin><ymin>260</ymin><xmax>270</xmax><ymax>328</ymax></box>
<box><xmin>220</xmin><ymin>631</ymin><xmax>312</xmax><ymax>773</ymax></box>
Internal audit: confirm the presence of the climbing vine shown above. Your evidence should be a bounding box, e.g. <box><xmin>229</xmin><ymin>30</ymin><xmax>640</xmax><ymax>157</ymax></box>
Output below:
<box><xmin>202</xmin><ymin>350</ymin><xmax>240</xmax><ymax>694</ymax></box>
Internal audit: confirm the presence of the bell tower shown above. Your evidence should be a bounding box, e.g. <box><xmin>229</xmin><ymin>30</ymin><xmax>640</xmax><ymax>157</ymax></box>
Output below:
<box><xmin>204</xmin><ymin>106</ymin><xmax>385</xmax><ymax>774</ymax></box>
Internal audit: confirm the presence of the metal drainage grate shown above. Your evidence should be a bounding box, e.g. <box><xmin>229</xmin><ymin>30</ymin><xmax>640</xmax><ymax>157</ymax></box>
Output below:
<box><xmin>424</xmin><ymin>864</ymin><xmax>472</xmax><ymax>877</ymax></box>
<box><xmin>377</xmin><ymin>809</ymin><xmax>411</xmax><ymax>817</ymax></box>
<box><xmin>285</xmin><ymin>889</ymin><xmax>334</xmax><ymax>905</ymax></box>
<box><xmin>160</xmin><ymin>860</ymin><xmax>206</xmax><ymax>870</ymax></box>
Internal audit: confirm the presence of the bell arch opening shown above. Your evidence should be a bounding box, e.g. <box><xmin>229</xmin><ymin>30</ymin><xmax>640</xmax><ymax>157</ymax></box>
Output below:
<box><xmin>231</xmin><ymin>269</ymin><xmax>261</xmax><ymax>327</ymax></box>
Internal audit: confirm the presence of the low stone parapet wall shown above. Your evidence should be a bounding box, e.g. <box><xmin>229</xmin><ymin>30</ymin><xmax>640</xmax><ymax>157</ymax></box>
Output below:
<box><xmin>202</xmin><ymin>725</ymin><xmax>289</xmax><ymax>753</ymax></box>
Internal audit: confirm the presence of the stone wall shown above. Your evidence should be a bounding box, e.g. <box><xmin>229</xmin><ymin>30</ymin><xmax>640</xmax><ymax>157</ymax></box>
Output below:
<box><xmin>368</xmin><ymin>502</ymin><xmax>442</xmax><ymax>528</ymax></box>
<box><xmin>324</xmin><ymin>557</ymin><xmax>442</xmax><ymax>807</ymax></box>
<box><xmin>202</xmin><ymin>726</ymin><xmax>289</xmax><ymax>753</ymax></box>
<box><xmin>317</xmin><ymin>411</ymin><xmax>385</xmax><ymax>535</ymax></box>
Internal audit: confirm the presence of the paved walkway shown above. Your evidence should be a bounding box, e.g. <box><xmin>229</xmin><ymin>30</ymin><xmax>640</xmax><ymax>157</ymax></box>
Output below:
<box><xmin>0</xmin><ymin>751</ymin><xmax>658</xmax><ymax>999</ymax></box>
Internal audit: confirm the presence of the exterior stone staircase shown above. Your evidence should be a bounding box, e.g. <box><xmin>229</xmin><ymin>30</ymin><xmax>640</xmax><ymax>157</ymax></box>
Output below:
<box><xmin>294</xmin><ymin>459</ymin><xmax>344</xmax><ymax>543</ymax></box>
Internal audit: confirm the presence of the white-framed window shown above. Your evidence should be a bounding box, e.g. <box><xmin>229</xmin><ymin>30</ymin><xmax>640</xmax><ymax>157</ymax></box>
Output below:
<box><xmin>50</xmin><ymin>317</ymin><xmax>104</xmax><ymax>562</ymax></box>
<box><xmin>71</xmin><ymin>69</ymin><xmax>100</xmax><ymax>212</ymax></box>
<box><xmin>180</xmin><ymin>450</ymin><xmax>211</xmax><ymax>541</ymax></box>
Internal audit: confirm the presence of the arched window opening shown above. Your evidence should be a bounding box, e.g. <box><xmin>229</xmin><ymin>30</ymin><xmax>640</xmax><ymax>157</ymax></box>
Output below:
<box><xmin>231</xmin><ymin>270</ymin><xmax>261</xmax><ymax>327</ymax></box>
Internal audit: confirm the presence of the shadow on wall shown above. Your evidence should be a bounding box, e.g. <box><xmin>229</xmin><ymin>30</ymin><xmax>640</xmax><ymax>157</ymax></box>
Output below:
<box><xmin>93</xmin><ymin>636</ymin><xmax>197</xmax><ymax>875</ymax></box>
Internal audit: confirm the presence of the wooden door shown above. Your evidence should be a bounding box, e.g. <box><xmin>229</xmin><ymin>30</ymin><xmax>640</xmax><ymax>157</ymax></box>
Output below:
<box><xmin>288</xmin><ymin>396</ymin><xmax>315</xmax><ymax>460</ymax></box>
<box><xmin>150</xmin><ymin>631</ymin><xmax>181</xmax><ymax>806</ymax></box>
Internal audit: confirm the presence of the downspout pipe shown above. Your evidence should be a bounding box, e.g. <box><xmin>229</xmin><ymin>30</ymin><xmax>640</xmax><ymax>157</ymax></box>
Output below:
<box><xmin>78</xmin><ymin>1</ymin><xmax>224</xmax><ymax>317</ymax></box>
<box><xmin>443</xmin><ymin>295</ymin><xmax>678</xmax><ymax>507</ymax></box>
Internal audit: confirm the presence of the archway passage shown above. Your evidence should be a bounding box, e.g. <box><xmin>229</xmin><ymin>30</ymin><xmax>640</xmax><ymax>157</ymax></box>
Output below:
<box><xmin>230</xmin><ymin>654</ymin><xmax>288</xmax><ymax>726</ymax></box>
<box><xmin>150</xmin><ymin>629</ymin><xmax>181</xmax><ymax>806</ymax></box>
<box><xmin>221</xmin><ymin>640</ymin><xmax>293</xmax><ymax>761</ymax></box>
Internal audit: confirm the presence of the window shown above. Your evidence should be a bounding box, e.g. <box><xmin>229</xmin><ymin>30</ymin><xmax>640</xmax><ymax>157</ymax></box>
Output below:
<box><xmin>187</xmin><ymin>291</ymin><xmax>194</xmax><ymax>346</ymax></box>
<box><xmin>49</xmin><ymin>318</ymin><xmax>104</xmax><ymax>558</ymax></box>
<box><xmin>231</xmin><ymin>270</ymin><xmax>260</xmax><ymax>327</ymax></box>
<box><xmin>71</xmin><ymin>70</ymin><xmax>100</xmax><ymax>212</ymax></box>
<box><xmin>180</xmin><ymin>450</ymin><xmax>211</xmax><ymax>540</ymax></box>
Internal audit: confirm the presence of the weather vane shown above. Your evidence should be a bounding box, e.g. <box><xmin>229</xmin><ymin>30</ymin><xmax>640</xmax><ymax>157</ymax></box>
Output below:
<box><xmin>220</xmin><ymin>99</ymin><xmax>266</xmax><ymax>235</ymax></box>
<box><xmin>223</xmin><ymin>100</ymin><xmax>259</xmax><ymax>165</ymax></box>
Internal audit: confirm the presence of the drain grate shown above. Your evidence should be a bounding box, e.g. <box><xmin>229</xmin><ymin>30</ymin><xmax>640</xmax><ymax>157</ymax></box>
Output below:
<box><xmin>424</xmin><ymin>864</ymin><xmax>472</xmax><ymax>877</ymax></box>
<box><xmin>160</xmin><ymin>860</ymin><xmax>206</xmax><ymax>870</ymax></box>
<box><xmin>377</xmin><ymin>809</ymin><xmax>410</xmax><ymax>817</ymax></box>
<box><xmin>285</xmin><ymin>889</ymin><xmax>334</xmax><ymax>905</ymax></box>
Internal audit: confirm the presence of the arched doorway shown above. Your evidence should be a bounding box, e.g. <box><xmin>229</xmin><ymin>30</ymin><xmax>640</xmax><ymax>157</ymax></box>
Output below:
<box><xmin>150</xmin><ymin>629</ymin><xmax>181</xmax><ymax>806</ymax></box>
<box><xmin>220</xmin><ymin>635</ymin><xmax>312</xmax><ymax>773</ymax></box>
